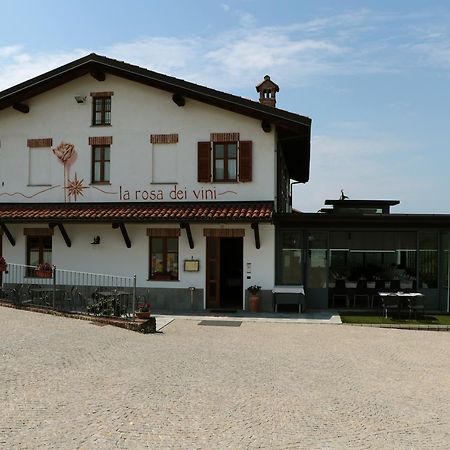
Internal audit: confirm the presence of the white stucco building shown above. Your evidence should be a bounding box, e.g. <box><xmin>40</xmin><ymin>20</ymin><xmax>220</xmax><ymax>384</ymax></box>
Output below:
<box><xmin>0</xmin><ymin>54</ymin><xmax>311</xmax><ymax>311</ymax></box>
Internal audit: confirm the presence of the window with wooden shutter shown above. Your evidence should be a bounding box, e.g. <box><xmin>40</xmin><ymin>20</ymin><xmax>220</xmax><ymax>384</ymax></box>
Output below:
<box><xmin>197</xmin><ymin>141</ymin><xmax>211</xmax><ymax>182</ymax></box>
<box><xmin>239</xmin><ymin>141</ymin><xmax>252</xmax><ymax>182</ymax></box>
<box><xmin>198</xmin><ymin>138</ymin><xmax>253</xmax><ymax>182</ymax></box>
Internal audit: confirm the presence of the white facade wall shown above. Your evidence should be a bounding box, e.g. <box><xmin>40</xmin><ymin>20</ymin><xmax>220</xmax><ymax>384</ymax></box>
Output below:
<box><xmin>0</xmin><ymin>75</ymin><xmax>276</xmax><ymax>204</ymax></box>
<box><xmin>2</xmin><ymin>222</ymin><xmax>274</xmax><ymax>298</ymax></box>
<box><xmin>0</xmin><ymin>73</ymin><xmax>278</xmax><ymax>310</ymax></box>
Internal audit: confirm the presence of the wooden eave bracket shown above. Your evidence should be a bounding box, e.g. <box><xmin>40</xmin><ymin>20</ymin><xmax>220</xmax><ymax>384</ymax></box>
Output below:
<box><xmin>172</xmin><ymin>93</ymin><xmax>186</xmax><ymax>107</ymax></box>
<box><xmin>180</xmin><ymin>222</ymin><xmax>194</xmax><ymax>249</ymax></box>
<box><xmin>0</xmin><ymin>223</ymin><xmax>16</xmax><ymax>246</ymax></box>
<box><xmin>13</xmin><ymin>102</ymin><xmax>29</xmax><ymax>113</ymax></box>
<box><xmin>49</xmin><ymin>223</ymin><xmax>71</xmax><ymax>247</ymax></box>
<box><xmin>112</xmin><ymin>222</ymin><xmax>131</xmax><ymax>248</ymax></box>
<box><xmin>261</xmin><ymin>120</ymin><xmax>271</xmax><ymax>133</ymax></box>
<box><xmin>251</xmin><ymin>222</ymin><xmax>261</xmax><ymax>249</ymax></box>
<box><xmin>90</xmin><ymin>69</ymin><xmax>106</xmax><ymax>81</ymax></box>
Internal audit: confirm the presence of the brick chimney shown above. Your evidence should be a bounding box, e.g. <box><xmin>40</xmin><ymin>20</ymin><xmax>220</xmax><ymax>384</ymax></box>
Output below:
<box><xmin>256</xmin><ymin>75</ymin><xmax>279</xmax><ymax>107</ymax></box>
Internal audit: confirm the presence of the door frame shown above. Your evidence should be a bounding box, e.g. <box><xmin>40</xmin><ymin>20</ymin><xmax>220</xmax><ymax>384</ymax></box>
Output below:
<box><xmin>205</xmin><ymin>235</ymin><xmax>244</xmax><ymax>310</ymax></box>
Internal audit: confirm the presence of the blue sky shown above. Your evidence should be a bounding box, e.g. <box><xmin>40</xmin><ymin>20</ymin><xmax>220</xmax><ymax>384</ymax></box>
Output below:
<box><xmin>1</xmin><ymin>0</ymin><xmax>449</xmax><ymax>213</ymax></box>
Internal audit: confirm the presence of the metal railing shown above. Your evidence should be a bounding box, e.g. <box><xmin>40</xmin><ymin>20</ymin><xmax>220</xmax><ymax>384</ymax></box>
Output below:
<box><xmin>0</xmin><ymin>263</ymin><xmax>137</xmax><ymax>319</ymax></box>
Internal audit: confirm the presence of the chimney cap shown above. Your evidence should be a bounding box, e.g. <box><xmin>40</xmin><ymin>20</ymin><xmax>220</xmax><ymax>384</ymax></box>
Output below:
<box><xmin>255</xmin><ymin>75</ymin><xmax>279</xmax><ymax>92</ymax></box>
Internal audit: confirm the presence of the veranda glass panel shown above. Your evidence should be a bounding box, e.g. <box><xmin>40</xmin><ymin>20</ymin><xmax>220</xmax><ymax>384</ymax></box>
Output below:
<box><xmin>307</xmin><ymin>232</ymin><xmax>328</xmax><ymax>288</ymax></box>
<box><xmin>419</xmin><ymin>231</ymin><xmax>438</xmax><ymax>288</ymax></box>
<box><xmin>329</xmin><ymin>231</ymin><xmax>416</xmax><ymax>284</ymax></box>
<box><xmin>280</xmin><ymin>231</ymin><xmax>303</xmax><ymax>284</ymax></box>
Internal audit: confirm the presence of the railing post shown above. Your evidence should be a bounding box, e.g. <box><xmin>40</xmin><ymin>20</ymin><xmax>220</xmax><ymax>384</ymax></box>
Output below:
<box><xmin>52</xmin><ymin>265</ymin><xmax>56</xmax><ymax>309</ymax></box>
<box><xmin>132</xmin><ymin>274</ymin><xmax>136</xmax><ymax>321</ymax></box>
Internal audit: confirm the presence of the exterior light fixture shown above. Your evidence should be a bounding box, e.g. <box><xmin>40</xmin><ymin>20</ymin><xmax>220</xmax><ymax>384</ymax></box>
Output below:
<box><xmin>74</xmin><ymin>95</ymin><xmax>87</xmax><ymax>104</ymax></box>
<box><xmin>91</xmin><ymin>236</ymin><xmax>101</xmax><ymax>245</ymax></box>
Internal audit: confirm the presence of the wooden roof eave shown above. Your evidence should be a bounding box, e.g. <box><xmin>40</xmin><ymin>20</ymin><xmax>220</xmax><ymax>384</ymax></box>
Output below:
<box><xmin>0</xmin><ymin>54</ymin><xmax>311</xmax><ymax>132</ymax></box>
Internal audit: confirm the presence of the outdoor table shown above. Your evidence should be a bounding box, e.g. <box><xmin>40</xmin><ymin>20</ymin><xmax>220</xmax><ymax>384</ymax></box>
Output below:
<box><xmin>30</xmin><ymin>287</ymin><xmax>63</xmax><ymax>308</ymax></box>
<box><xmin>96</xmin><ymin>290</ymin><xmax>131</xmax><ymax>315</ymax></box>
<box><xmin>379</xmin><ymin>292</ymin><xmax>424</xmax><ymax>318</ymax></box>
<box><xmin>272</xmin><ymin>286</ymin><xmax>305</xmax><ymax>312</ymax></box>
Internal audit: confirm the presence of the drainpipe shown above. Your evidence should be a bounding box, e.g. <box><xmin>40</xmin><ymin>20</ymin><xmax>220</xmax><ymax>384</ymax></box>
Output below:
<box><xmin>189</xmin><ymin>286</ymin><xmax>196</xmax><ymax>309</ymax></box>
<box><xmin>289</xmin><ymin>181</ymin><xmax>301</xmax><ymax>212</ymax></box>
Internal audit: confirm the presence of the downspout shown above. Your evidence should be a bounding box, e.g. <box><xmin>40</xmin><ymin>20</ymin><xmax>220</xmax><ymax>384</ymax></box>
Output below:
<box><xmin>290</xmin><ymin>181</ymin><xmax>301</xmax><ymax>213</ymax></box>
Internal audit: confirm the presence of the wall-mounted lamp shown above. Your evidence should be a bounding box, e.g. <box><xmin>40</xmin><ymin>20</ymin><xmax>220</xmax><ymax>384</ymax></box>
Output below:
<box><xmin>74</xmin><ymin>95</ymin><xmax>87</xmax><ymax>104</ymax></box>
<box><xmin>91</xmin><ymin>236</ymin><xmax>101</xmax><ymax>245</ymax></box>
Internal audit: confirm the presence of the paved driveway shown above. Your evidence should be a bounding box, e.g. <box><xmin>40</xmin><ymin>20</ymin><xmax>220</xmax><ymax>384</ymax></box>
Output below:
<box><xmin>1</xmin><ymin>307</ymin><xmax>450</xmax><ymax>449</ymax></box>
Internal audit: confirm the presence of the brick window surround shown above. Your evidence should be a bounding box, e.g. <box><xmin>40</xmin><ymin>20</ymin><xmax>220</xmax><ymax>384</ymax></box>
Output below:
<box><xmin>203</xmin><ymin>228</ymin><xmax>245</xmax><ymax>237</ymax></box>
<box><xmin>27</xmin><ymin>138</ymin><xmax>53</xmax><ymax>148</ymax></box>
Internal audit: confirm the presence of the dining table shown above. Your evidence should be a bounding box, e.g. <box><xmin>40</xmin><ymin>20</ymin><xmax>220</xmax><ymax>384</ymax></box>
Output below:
<box><xmin>378</xmin><ymin>291</ymin><xmax>424</xmax><ymax>318</ymax></box>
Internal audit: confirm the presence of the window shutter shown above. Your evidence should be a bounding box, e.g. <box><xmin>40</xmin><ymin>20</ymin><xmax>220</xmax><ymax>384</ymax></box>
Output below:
<box><xmin>197</xmin><ymin>141</ymin><xmax>211</xmax><ymax>182</ymax></box>
<box><xmin>239</xmin><ymin>141</ymin><xmax>252</xmax><ymax>182</ymax></box>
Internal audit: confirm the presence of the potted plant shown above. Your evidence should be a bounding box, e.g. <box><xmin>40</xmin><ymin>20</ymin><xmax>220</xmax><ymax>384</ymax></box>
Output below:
<box><xmin>0</xmin><ymin>256</ymin><xmax>7</xmax><ymax>273</ymax></box>
<box><xmin>247</xmin><ymin>285</ymin><xmax>261</xmax><ymax>312</ymax></box>
<box><xmin>136</xmin><ymin>303</ymin><xmax>151</xmax><ymax>319</ymax></box>
<box><xmin>35</xmin><ymin>262</ymin><xmax>53</xmax><ymax>278</ymax></box>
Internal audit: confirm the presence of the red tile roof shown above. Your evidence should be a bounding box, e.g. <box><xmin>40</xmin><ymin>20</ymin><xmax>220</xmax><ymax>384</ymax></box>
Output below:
<box><xmin>0</xmin><ymin>202</ymin><xmax>273</xmax><ymax>223</ymax></box>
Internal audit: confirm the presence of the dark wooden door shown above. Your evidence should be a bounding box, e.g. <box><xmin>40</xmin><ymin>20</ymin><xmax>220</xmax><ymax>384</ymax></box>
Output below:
<box><xmin>206</xmin><ymin>237</ymin><xmax>221</xmax><ymax>308</ymax></box>
<box><xmin>0</xmin><ymin>233</ymin><xmax>3</xmax><ymax>286</ymax></box>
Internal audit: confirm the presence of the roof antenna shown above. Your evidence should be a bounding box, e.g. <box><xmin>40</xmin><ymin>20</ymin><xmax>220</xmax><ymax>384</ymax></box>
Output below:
<box><xmin>340</xmin><ymin>189</ymin><xmax>349</xmax><ymax>200</ymax></box>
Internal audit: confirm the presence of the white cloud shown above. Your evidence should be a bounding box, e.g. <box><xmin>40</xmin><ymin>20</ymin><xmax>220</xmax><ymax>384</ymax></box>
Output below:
<box><xmin>0</xmin><ymin>48</ymin><xmax>89</xmax><ymax>91</ymax></box>
<box><xmin>238</xmin><ymin>11</ymin><xmax>257</xmax><ymax>27</ymax></box>
<box><xmin>0</xmin><ymin>45</ymin><xmax>23</xmax><ymax>59</ymax></box>
<box><xmin>0</xmin><ymin>9</ymin><xmax>400</xmax><ymax>93</ymax></box>
<box><xmin>106</xmin><ymin>37</ymin><xmax>200</xmax><ymax>75</ymax></box>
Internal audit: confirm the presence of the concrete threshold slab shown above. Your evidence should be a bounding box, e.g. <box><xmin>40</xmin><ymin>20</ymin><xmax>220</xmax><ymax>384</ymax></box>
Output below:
<box><xmin>153</xmin><ymin>310</ymin><xmax>342</xmax><ymax>326</ymax></box>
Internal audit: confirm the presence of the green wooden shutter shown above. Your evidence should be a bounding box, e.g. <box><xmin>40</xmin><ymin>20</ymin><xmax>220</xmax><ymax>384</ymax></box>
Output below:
<box><xmin>239</xmin><ymin>141</ymin><xmax>252</xmax><ymax>182</ymax></box>
<box><xmin>197</xmin><ymin>141</ymin><xmax>211</xmax><ymax>182</ymax></box>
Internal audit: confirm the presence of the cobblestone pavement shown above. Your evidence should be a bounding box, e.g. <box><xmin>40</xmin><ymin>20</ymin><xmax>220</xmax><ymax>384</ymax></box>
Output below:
<box><xmin>1</xmin><ymin>308</ymin><xmax>450</xmax><ymax>449</ymax></box>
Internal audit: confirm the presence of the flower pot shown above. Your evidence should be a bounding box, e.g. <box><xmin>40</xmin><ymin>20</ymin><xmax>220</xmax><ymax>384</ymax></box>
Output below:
<box><xmin>249</xmin><ymin>294</ymin><xmax>260</xmax><ymax>313</ymax></box>
<box><xmin>35</xmin><ymin>269</ymin><xmax>52</xmax><ymax>278</ymax></box>
<box><xmin>0</xmin><ymin>264</ymin><xmax>7</xmax><ymax>272</ymax></box>
<box><xmin>136</xmin><ymin>311</ymin><xmax>151</xmax><ymax>319</ymax></box>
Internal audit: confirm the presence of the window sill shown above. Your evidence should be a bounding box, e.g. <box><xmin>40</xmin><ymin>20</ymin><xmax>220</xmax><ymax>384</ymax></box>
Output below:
<box><xmin>147</xmin><ymin>277</ymin><xmax>179</xmax><ymax>282</ymax></box>
<box><xmin>150</xmin><ymin>182</ymin><xmax>177</xmax><ymax>185</ymax></box>
<box><xmin>90</xmin><ymin>124</ymin><xmax>112</xmax><ymax>127</ymax></box>
<box><xmin>212</xmin><ymin>181</ymin><xmax>239</xmax><ymax>183</ymax></box>
<box><xmin>27</xmin><ymin>184</ymin><xmax>52</xmax><ymax>187</ymax></box>
<box><xmin>90</xmin><ymin>182</ymin><xmax>111</xmax><ymax>186</ymax></box>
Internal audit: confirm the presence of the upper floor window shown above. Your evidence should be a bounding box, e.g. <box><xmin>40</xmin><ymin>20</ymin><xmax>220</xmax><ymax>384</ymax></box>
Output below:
<box><xmin>91</xmin><ymin>92</ymin><xmax>113</xmax><ymax>126</ymax></box>
<box><xmin>213</xmin><ymin>142</ymin><xmax>237</xmax><ymax>181</ymax></box>
<box><xmin>198</xmin><ymin>137</ymin><xmax>252</xmax><ymax>183</ymax></box>
<box><xmin>92</xmin><ymin>145</ymin><xmax>110</xmax><ymax>183</ymax></box>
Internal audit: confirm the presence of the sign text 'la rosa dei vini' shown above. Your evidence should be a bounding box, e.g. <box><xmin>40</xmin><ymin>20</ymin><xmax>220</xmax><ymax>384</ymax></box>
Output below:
<box><xmin>118</xmin><ymin>185</ymin><xmax>237</xmax><ymax>201</ymax></box>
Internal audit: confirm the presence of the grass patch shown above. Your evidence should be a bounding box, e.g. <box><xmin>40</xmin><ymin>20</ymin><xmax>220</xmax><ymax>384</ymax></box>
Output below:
<box><xmin>339</xmin><ymin>311</ymin><xmax>450</xmax><ymax>325</ymax></box>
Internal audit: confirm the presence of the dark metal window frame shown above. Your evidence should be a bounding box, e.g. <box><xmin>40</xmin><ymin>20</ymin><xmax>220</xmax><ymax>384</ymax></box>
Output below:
<box><xmin>149</xmin><ymin>236</ymin><xmax>179</xmax><ymax>281</ymax></box>
<box><xmin>91</xmin><ymin>145</ymin><xmax>110</xmax><ymax>183</ymax></box>
<box><xmin>213</xmin><ymin>142</ymin><xmax>237</xmax><ymax>182</ymax></box>
<box><xmin>92</xmin><ymin>96</ymin><xmax>111</xmax><ymax>126</ymax></box>
<box><xmin>26</xmin><ymin>235</ymin><xmax>52</xmax><ymax>266</ymax></box>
